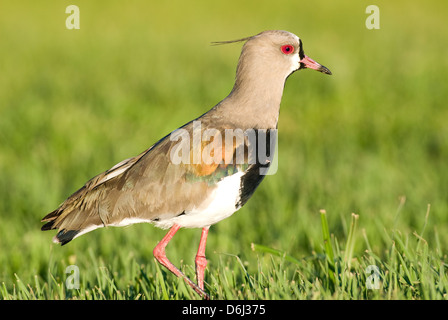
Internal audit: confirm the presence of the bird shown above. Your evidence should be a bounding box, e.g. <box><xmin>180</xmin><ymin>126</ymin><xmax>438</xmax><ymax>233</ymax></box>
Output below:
<box><xmin>41</xmin><ymin>30</ymin><xmax>331</xmax><ymax>299</ymax></box>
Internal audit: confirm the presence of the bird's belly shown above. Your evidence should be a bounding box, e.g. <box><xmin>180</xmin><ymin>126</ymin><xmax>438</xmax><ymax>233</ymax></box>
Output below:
<box><xmin>155</xmin><ymin>171</ymin><xmax>244</xmax><ymax>229</ymax></box>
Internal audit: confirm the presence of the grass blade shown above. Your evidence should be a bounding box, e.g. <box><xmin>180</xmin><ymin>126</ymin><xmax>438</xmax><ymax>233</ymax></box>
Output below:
<box><xmin>320</xmin><ymin>209</ymin><xmax>336</xmax><ymax>287</ymax></box>
<box><xmin>344</xmin><ymin>213</ymin><xmax>359</xmax><ymax>270</ymax></box>
<box><xmin>251</xmin><ymin>243</ymin><xmax>301</xmax><ymax>265</ymax></box>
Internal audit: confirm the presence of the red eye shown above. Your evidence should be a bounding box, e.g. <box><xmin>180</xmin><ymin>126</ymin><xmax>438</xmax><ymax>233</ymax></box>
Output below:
<box><xmin>281</xmin><ymin>45</ymin><xmax>294</xmax><ymax>54</ymax></box>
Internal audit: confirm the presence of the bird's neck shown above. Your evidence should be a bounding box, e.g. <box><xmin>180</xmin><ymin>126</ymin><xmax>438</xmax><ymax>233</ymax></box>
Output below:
<box><xmin>218</xmin><ymin>73</ymin><xmax>286</xmax><ymax>129</ymax></box>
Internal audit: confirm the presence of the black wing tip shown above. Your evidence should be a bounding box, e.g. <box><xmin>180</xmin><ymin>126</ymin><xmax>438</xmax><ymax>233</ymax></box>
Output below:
<box><xmin>55</xmin><ymin>230</ymin><xmax>80</xmax><ymax>246</ymax></box>
<box><xmin>41</xmin><ymin>221</ymin><xmax>55</xmax><ymax>231</ymax></box>
<box><xmin>41</xmin><ymin>225</ymin><xmax>79</xmax><ymax>246</ymax></box>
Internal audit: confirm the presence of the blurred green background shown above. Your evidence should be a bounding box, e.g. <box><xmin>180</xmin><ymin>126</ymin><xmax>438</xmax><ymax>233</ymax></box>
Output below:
<box><xmin>0</xmin><ymin>0</ymin><xmax>447</xmax><ymax>298</ymax></box>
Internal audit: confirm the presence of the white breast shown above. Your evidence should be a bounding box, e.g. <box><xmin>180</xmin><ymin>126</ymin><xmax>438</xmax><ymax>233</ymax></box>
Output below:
<box><xmin>154</xmin><ymin>171</ymin><xmax>244</xmax><ymax>229</ymax></box>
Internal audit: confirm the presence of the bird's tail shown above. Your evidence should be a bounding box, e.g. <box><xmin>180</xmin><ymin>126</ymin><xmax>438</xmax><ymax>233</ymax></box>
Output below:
<box><xmin>41</xmin><ymin>186</ymin><xmax>104</xmax><ymax>245</ymax></box>
<box><xmin>41</xmin><ymin>209</ymin><xmax>103</xmax><ymax>245</ymax></box>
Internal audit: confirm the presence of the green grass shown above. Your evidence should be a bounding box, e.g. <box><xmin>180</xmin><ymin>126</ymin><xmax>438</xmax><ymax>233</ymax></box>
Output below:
<box><xmin>1</xmin><ymin>0</ymin><xmax>448</xmax><ymax>300</ymax></box>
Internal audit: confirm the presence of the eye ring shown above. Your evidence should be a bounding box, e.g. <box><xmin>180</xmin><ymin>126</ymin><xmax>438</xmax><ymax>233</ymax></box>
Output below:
<box><xmin>281</xmin><ymin>44</ymin><xmax>295</xmax><ymax>55</ymax></box>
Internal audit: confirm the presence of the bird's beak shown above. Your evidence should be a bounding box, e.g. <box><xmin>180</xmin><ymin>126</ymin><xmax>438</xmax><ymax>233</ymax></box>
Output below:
<box><xmin>300</xmin><ymin>55</ymin><xmax>332</xmax><ymax>75</ymax></box>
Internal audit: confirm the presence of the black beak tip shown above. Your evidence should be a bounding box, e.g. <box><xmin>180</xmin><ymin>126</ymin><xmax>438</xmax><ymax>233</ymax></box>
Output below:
<box><xmin>320</xmin><ymin>65</ymin><xmax>332</xmax><ymax>75</ymax></box>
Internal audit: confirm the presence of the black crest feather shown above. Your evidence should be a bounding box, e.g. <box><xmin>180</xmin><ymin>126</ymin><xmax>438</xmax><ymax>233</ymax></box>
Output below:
<box><xmin>211</xmin><ymin>36</ymin><xmax>253</xmax><ymax>46</ymax></box>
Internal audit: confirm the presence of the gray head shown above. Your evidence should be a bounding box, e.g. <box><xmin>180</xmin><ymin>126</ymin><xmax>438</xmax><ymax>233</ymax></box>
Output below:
<box><xmin>215</xmin><ymin>30</ymin><xmax>331</xmax><ymax>102</ymax></box>
<box><xmin>213</xmin><ymin>30</ymin><xmax>331</xmax><ymax>128</ymax></box>
<box><xmin>215</xmin><ymin>30</ymin><xmax>331</xmax><ymax>90</ymax></box>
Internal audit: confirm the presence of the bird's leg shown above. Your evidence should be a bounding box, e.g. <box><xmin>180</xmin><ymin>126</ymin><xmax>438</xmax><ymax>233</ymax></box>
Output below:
<box><xmin>153</xmin><ymin>224</ymin><xmax>184</xmax><ymax>277</ymax></box>
<box><xmin>195</xmin><ymin>226</ymin><xmax>209</xmax><ymax>290</ymax></box>
<box><xmin>153</xmin><ymin>224</ymin><xmax>210</xmax><ymax>299</ymax></box>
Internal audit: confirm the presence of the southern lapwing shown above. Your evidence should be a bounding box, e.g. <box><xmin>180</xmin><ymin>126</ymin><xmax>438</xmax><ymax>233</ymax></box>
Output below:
<box><xmin>41</xmin><ymin>30</ymin><xmax>331</xmax><ymax>299</ymax></box>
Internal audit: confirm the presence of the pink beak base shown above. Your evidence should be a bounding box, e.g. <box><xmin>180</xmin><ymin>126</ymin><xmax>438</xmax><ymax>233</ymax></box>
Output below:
<box><xmin>300</xmin><ymin>55</ymin><xmax>332</xmax><ymax>75</ymax></box>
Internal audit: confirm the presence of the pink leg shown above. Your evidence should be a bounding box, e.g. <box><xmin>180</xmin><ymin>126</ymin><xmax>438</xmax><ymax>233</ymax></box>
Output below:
<box><xmin>153</xmin><ymin>224</ymin><xmax>209</xmax><ymax>299</ymax></box>
<box><xmin>153</xmin><ymin>224</ymin><xmax>184</xmax><ymax>278</ymax></box>
<box><xmin>195</xmin><ymin>227</ymin><xmax>209</xmax><ymax>290</ymax></box>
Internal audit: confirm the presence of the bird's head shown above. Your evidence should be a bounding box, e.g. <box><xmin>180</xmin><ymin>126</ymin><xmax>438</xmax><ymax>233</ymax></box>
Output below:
<box><xmin>215</xmin><ymin>30</ymin><xmax>331</xmax><ymax>85</ymax></box>
<box><xmin>246</xmin><ymin>30</ymin><xmax>331</xmax><ymax>77</ymax></box>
